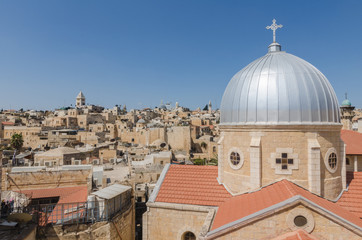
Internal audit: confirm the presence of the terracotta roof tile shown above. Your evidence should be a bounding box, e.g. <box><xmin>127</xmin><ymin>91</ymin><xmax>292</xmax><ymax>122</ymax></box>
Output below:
<box><xmin>212</xmin><ymin>180</ymin><xmax>362</xmax><ymax>231</ymax></box>
<box><xmin>20</xmin><ymin>186</ymin><xmax>88</xmax><ymax>204</ymax></box>
<box><xmin>155</xmin><ymin>165</ymin><xmax>231</xmax><ymax>206</ymax></box>
<box><xmin>271</xmin><ymin>229</ymin><xmax>319</xmax><ymax>240</ymax></box>
<box><xmin>341</xmin><ymin>130</ymin><xmax>362</xmax><ymax>155</ymax></box>
<box><xmin>338</xmin><ymin>172</ymin><xmax>362</xmax><ymax>218</ymax></box>
<box><xmin>2</xmin><ymin>122</ymin><xmax>15</xmax><ymax>126</ymax></box>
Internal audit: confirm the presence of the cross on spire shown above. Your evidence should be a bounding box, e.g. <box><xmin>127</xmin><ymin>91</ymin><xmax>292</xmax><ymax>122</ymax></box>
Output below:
<box><xmin>266</xmin><ymin>19</ymin><xmax>283</xmax><ymax>43</ymax></box>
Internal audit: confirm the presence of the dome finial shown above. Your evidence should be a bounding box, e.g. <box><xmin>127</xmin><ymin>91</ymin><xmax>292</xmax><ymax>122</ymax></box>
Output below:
<box><xmin>266</xmin><ymin>19</ymin><xmax>283</xmax><ymax>43</ymax></box>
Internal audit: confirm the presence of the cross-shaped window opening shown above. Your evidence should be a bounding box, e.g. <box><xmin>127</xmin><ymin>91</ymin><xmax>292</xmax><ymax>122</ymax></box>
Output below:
<box><xmin>276</xmin><ymin>153</ymin><xmax>293</xmax><ymax>170</ymax></box>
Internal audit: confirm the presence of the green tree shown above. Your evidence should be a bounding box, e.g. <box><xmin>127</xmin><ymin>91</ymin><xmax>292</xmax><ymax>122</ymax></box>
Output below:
<box><xmin>11</xmin><ymin>133</ymin><xmax>23</xmax><ymax>151</ymax></box>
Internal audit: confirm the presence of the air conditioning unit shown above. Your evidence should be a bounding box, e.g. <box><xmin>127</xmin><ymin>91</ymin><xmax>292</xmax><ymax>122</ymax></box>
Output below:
<box><xmin>110</xmin><ymin>159</ymin><xmax>114</xmax><ymax>164</ymax></box>
<box><xmin>93</xmin><ymin>159</ymin><xmax>100</xmax><ymax>165</ymax></box>
<box><xmin>74</xmin><ymin>160</ymin><xmax>81</xmax><ymax>165</ymax></box>
<box><xmin>45</xmin><ymin>162</ymin><xmax>53</xmax><ymax>167</ymax></box>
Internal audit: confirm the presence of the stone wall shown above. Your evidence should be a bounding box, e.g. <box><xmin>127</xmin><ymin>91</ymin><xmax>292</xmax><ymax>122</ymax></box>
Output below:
<box><xmin>219</xmin><ymin>125</ymin><xmax>343</xmax><ymax>200</ymax></box>
<box><xmin>209</xmin><ymin>204</ymin><xmax>361</xmax><ymax>240</ymax></box>
<box><xmin>167</xmin><ymin>126</ymin><xmax>191</xmax><ymax>151</ymax></box>
<box><xmin>143</xmin><ymin>203</ymin><xmax>211</xmax><ymax>240</ymax></box>
<box><xmin>1</xmin><ymin>168</ymin><xmax>92</xmax><ymax>192</ymax></box>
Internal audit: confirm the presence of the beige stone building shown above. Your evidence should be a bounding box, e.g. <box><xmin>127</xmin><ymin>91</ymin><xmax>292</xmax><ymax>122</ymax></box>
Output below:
<box><xmin>34</xmin><ymin>147</ymin><xmax>85</xmax><ymax>166</ymax></box>
<box><xmin>340</xmin><ymin>96</ymin><xmax>355</xmax><ymax>130</ymax></box>
<box><xmin>3</xmin><ymin>126</ymin><xmax>43</xmax><ymax>149</ymax></box>
<box><xmin>143</xmin><ymin>29</ymin><xmax>362</xmax><ymax>239</ymax></box>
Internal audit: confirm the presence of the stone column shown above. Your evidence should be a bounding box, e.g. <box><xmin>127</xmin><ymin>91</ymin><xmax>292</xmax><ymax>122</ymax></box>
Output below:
<box><xmin>354</xmin><ymin>155</ymin><xmax>358</xmax><ymax>172</ymax></box>
<box><xmin>341</xmin><ymin>143</ymin><xmax>346</xmax><ymax>189</ymax></box>
<box><xmin>217</xmin><ymin>134</ymin><xmax>224</xmax><ymax>183</ymax></box>
<box><xmin>250</xmin><ymin>137</ymin><xmax>261</xmax><ymax>189</ymax></box>
<box><xmin>308</xmin><ymin>139</ymin><xmax>321</xmax><ymax>196</ymax></box>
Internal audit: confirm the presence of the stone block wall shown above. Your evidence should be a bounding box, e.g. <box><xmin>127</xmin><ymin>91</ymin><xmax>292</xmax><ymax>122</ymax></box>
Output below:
<box><xmin>1</xmin><ymin>168</ymin><xmax>92</xmax><ymax>192</ymax></box>
<box><xmin>143</xmin><ymin>204</ymin><xmax>210</xmax><ymax>240</ymax></box>
<box><xmin>210</xmin><ymin>204</ymin><xmax>361</xmax><ymax>240</ymax></box>
<box><xmin>219</xmin><ymin>125</ymin><xmax>343</xmax><ymax>199</ymax></box>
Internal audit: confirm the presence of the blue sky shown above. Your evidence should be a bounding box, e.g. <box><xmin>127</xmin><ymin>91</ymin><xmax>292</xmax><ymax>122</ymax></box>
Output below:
<box><xmin>0</xmin><ymin>0</ymin><xmax>361</xmax><ymax>110</ymax></box>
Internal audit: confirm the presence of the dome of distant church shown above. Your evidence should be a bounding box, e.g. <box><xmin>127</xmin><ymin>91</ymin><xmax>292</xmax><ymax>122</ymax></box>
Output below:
<box><xmin>220</xmin><ymin>43</ymin><xmax>341</xmax><ymax>125</ymax></box>
<box><xmin>341</xmin><ymin>99</ymin><xmax>351</xmax><ymax>107</ymax></box>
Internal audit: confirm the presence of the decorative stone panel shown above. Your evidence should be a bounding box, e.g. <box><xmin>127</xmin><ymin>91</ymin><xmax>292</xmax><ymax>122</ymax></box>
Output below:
<box><xmin>270</xmin><ymin>148</ymin><xmax>299</xmax><ymax>175</ymax></box>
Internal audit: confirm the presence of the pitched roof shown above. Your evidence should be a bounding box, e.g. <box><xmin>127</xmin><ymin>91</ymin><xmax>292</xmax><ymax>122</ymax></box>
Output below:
<box><xmin>20</xmin><ymin>186</ymin><xmax>88</xmax><ymax>204</ymax></box>
<box><xmin>155</xmin><ymin>165</ymin><xmax>231</xmax><ymax>206</ymax></box>
<box><xmin>338</xmin><ymin>172</ymin><xmax>362</xmax><ymax>218</ymax></box>
<box><xmin>341</xmin><ymin>130</ymin><xmax>362</xmax><ymax>155</ymax></box>
<box><xmin>211</xmin><ymin>180</ymin><xmax>362</xmax><ymax>231</ymax></box>
<box><xmin>77</xmin><ymin>91</ymin><xmax>85</xmax><ymax>99</ymax></box>
<box><xmin>271</xmin><ymin>229</ymin><xmax>319</xmax><ymax>240</ymax></box>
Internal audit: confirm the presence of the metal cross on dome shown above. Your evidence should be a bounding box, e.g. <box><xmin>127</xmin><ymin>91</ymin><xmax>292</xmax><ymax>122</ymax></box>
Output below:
<box><xmin>266</xmin><ymin>19</ymin><xmax>283</xmax><ymax>43</ymax></box>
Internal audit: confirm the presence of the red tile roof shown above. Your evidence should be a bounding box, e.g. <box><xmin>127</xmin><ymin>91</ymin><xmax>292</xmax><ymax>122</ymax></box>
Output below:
<box><xmin>2</xmin><ymin>121</ymin><xmax>15</xmax><ymax>126</ymax></box>
<box><xmin>19</xmin><ymin>186</ymin><xmax>88</xmax><ymax>225</ymax></box>
<box><xmin>341</xmin><ymin>130</ymin><xmax>362</xmax><ymax>155</ymax></box>
<box><xmin>338</xmin><ymin>172</ymin><xmax>362</xmax><ymax>218</ymax></box>
<box><xmin>271</xmin><ymin>229</ymin><xmax>319</xmax><ymax>240</ymax></box>
<box><xmin>155</xmin><ymin>165</ymin><xmax>231</xmax><ymax>206</ymax></box>
<box><xmin>211</xmin><ymin>180</ymin><xmax>362</xmax><ymax>231</ymax></box>
<box><xmin>20</xmin><ymin>186</ymin><xmax>88</xmax><ymax>204</ymax></box>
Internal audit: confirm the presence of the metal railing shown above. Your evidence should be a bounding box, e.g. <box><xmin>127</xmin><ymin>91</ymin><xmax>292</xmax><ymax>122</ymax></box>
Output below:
<box><xmin>2</xmin><ymin>198</ymin><xmax>131</xmax><ymax>226</ymax></box>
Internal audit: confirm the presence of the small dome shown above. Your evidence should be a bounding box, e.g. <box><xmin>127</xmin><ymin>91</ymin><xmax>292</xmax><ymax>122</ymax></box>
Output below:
<box><xmin>220</xmin><ymin>45</ymin><xmax>340</xmax><ymax>125</ymax></box>
<box><xmin>341</xmin><ymin>99</ymin><xmax>351</xmax><ymax>107</ymax></box>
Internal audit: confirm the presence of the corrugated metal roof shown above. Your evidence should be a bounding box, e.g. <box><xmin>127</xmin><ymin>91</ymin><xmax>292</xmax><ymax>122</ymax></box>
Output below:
<box><xmin>62</xmin><ymin>165</ymin><xmax>92</xmax><ymax>171</ymax></box>
<box><xmin>91</xmin><ymin>184</ymin><xmax>131</xmax><ymax>200</ymax></box>
<box><xmin>11</xmin><ymin>166</ymin><xmax>46</xmax><ymax>172</ymax></box>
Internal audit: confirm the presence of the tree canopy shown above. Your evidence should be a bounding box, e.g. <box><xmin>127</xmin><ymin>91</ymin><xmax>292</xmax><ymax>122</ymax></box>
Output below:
<box><xmin>11</xmin><ymin>133</ymin><xmax>24</xmax><ymax>151</ymax></box>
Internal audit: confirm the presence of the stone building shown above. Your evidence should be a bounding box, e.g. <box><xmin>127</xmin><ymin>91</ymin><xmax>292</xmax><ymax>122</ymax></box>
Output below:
<box><xmin>340</xmin><ymin>95</ymin><xmax>355</xmax><ymax>130</ymax></box>
<box><xmin>341</xmin><ymin>129</ymin><xmax>362</xmax><ymax>172</ymax></box>
<box><xmin>76</xmin><ymin>91</ymin><xmax>86</xmax><ymax>108</ymax></box>
<box><xmin>143</xmin><ymin>21</ymin><xmax>362</xmax><ymax>239</ymax></box>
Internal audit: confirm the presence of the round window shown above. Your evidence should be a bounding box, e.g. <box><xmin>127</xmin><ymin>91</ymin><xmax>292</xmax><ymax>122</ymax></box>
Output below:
<box><xmin>328</xmin><ymin>152</ymin><xmax>337</xmax><ymax>170</ymax></box>
<box><xmin>324</xmin><ymin>148</ymin><xmax>338</xmax><ymax>173</ymax></box>
<box><xmin>183</xmin><ymin>231</ymin><xmax>196</xmax><ymax>240</ymax></box>
<box><xmin>230</xmin><ymin>152</ymin><xmax>240</xmax><ymax>166</ymax></box>
<box><xmin>294</xmin><ymin>215</ymin><xmax>307</xmax><ymax>227</ymax></box>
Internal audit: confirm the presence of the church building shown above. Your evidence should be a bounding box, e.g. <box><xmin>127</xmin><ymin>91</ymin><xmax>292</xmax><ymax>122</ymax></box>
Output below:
<box><xmin>142</xmin><ymin>20</ymin><xmax>362</xmax><ymax>239</ymax></box>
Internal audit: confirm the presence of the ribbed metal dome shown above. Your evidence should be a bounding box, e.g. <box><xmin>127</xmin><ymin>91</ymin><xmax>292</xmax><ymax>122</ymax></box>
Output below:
<box><xmin>220</xmin><ymin>45</ymin><xmax>341</xmax><ymax>125</ymax></box>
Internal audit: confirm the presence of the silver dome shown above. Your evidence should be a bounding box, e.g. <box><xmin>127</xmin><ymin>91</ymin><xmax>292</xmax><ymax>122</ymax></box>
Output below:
<box><xmin>220</xmin><ymin>45</ymin><xmax>341</xmax><ymax>125</ymax></box>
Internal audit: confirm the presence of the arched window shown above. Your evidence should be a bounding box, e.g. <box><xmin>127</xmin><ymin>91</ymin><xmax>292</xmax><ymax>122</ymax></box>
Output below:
<box><xmin>182</xmin><ymin>231</ymin><xmax>196</xmax><ymax>240</ymax></box>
